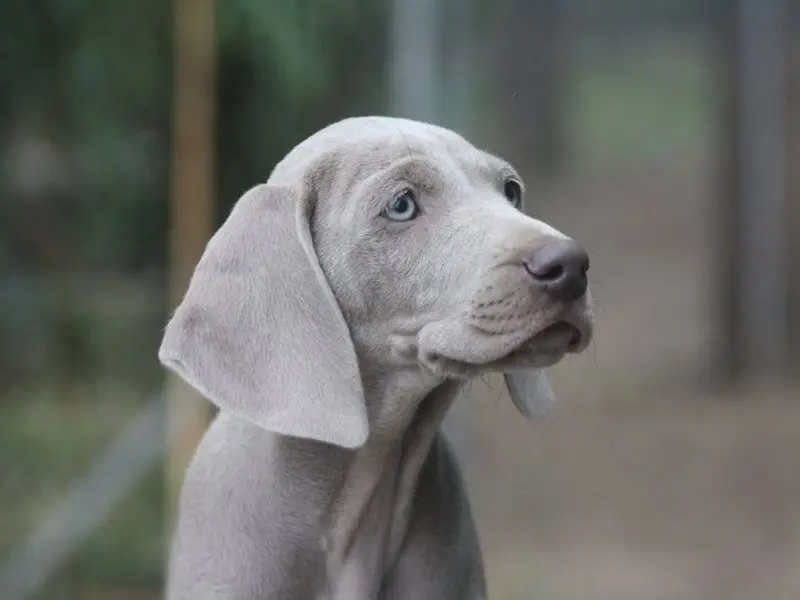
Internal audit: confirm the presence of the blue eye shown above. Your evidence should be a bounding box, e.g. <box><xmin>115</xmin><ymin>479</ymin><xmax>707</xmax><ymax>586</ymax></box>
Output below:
<box><xmin>504</xmin><ymin>179</ymin><xmax>523</xmax><ymax>209</ymax></box>
<box><xmin>383</xmin><ymin>190</ymin><xmax>419</xmax><ymax>221</ymax></box>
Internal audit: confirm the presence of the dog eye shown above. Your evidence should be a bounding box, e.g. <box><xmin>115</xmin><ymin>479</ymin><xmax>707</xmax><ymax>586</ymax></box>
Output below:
<box><xmin>503</xmin><ymin>179</ymin><xmax>523</xmax><ymax>209</ymax></box>
<box><xmin>382</xmin><ymin>190</ymin><xmax>420</xmax><ymax>222</ymax></box>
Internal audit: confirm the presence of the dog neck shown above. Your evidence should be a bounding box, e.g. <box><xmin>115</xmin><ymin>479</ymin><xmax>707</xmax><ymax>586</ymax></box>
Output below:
<box><xmin>322</xmin><ymin>369</ymin><xmax>463</xmax><ymax>596</ymax></box>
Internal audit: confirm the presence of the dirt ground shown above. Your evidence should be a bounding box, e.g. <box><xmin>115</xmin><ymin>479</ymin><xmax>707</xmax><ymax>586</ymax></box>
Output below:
<box><xmin>448</xmin><ymin>156</ymin><xmax>800</xmax><ymax>600</ymax></box>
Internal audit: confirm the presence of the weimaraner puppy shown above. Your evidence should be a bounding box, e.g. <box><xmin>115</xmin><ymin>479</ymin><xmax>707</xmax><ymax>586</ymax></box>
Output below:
<box><xmin>159</xmin><ymin>116</ymin><xmax>594</xmax><ymax>600</ymax></box>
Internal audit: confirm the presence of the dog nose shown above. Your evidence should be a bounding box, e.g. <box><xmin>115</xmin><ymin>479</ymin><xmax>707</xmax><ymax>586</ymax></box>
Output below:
<box><xmin>524</xmin><ymin>239</ymin><xmax>589</xmax><ymax>302</ymax></box>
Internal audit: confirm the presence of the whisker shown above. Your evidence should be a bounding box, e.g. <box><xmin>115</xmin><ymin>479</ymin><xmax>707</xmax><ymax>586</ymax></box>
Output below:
<box><xmin>479</xmin><ymin>373</ymin><xmax>492</xmax><ymax>392</ymax></box>
<box><xmin>478</xmin><ymin>373</ymin><xmax>505</xmax><ymax>408</ymax></box>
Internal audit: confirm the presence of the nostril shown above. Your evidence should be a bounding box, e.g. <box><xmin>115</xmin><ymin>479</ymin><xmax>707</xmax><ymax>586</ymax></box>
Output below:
<box><xmin>524</xmin><ymin>239</ymin><xmax>590</xmax><ymax>302</ymax></box>
<box><xmin>531</xmin><ymin>263</ymin><xmax>564</xmax><ymax>282</ymax></box>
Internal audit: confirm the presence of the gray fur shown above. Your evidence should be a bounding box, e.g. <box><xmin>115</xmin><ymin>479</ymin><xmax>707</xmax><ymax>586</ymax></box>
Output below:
<box><xmin>159</xmin><ymin>116</ymin><xmax>594</xmax><ymax>600</ymax></box>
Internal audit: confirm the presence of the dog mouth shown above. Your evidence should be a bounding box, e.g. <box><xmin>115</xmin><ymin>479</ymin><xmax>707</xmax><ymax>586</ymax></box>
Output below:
<box><xmin>414</xmin><ymin>312</ymin><xmax>593</xmax><ymax>376</ymax></box>
<box><xmin>485</xmin><ymin>318</ymin><xmax>590</xmax><ymax>368</ymax></box>
<box><xmin>519</xmin><ymin>320</ymin><xmax>587</xmax><ymax>354</ymax></box>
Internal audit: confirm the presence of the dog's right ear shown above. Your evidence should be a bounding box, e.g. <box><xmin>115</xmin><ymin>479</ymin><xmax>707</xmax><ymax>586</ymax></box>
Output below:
<box><xmin>159</xmin><ymin>184</ymin><xmax>369</xmax><ymax>448</ymax></box>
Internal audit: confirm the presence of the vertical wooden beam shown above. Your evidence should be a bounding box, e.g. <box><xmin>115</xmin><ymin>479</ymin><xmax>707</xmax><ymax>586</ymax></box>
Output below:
<box><xmin>529</xmin><ymin>0</ymin><xmax>566</xmax><ymax>173</ymax></box>
<box><xmin>166</xmin><ymin>0</ymin><xmax>216</xmax><ymax>531</ymax></box>
<box><xmin>717</xmin><ymin>0</ymin><xmax>745</xmax><ymax>380</ymax></box>
<box><xmin>789</xmin><ymin>7</ymin><xmax>800</xmax><ymax>373</ymax></box>
<box><xmin>495</xmin><ymin>0</ymin><xmax>567</xmax><ymax>174</ymax></box>
<box><xmin>388</xmin><ymin>0</ymin><xmax>440</xmax><ymax>123</ymax></box>
<box><xmin>439</xmin><ymin>0</ymin><xmax>472</xmax><ymax>132</ymax></box>
<box><xmin>718</xmin><ymin>0</ymin><xmax>792</xmax><ymax>380</ymax></box>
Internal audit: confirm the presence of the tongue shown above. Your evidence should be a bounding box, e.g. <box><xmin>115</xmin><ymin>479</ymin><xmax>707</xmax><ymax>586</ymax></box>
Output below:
<box><xmin>503</xmin><ymin>370</ymin><xmax>556</xmax><ymax>421</ymax></box>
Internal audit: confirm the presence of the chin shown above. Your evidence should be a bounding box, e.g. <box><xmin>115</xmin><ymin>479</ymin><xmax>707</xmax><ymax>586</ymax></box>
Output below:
<box><xmin>417</xmin><ymin>318</ymin><xmax>591</xmax><ymax>379</ymax></box>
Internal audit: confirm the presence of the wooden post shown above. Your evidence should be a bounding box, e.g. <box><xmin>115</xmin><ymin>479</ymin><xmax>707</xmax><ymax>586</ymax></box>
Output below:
<box><xmin>529</xmin><ymin>0</ymin><xmax>566</xmax><ymax>173</ymax></box>
<box><xmin>495</xmin><ymin>0</ymin><xmax>566</xmax><ymax>174</ymax></box>
<box><xmin>717</xmin><ymin>0</ymin><xmax>792</xmax><ymax>381</ymax></box>
<box><xmin>166</xmin><ymin>0</ymin><xmax>216</xmax><ymax>530</ymax></box>
<box><xmin>388</xmin><ymin>0</ymin><xmax>440</xmax><ymax>123</ymax></box>
<box><xmin>717</xmin><ymin>0</ymin><xmax>744</xmax><ymax>380</ymax></box>
<box><xmin>439</xmin><ymin>0</ymin><xmax>476</xmax><ymax>133</ymax></box>
<box><xmin>789</xmin><ymin>9</ymin><xmax>800</xmax><ymax>373</ymax></box>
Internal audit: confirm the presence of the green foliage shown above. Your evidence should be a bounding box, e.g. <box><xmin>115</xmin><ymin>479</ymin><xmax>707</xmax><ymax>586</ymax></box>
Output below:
<box><xmin>569</xmin><ymin>34</ymin><xmax>714</xmax><ymax>161</ymax></box>
<box><xmin>219</xmin><ymin>0</ymin><xmax>366</xmax><ymax>101</ymax></box>
<box><xmin>0</xmin><ymin>0</ymin><xmax>171</xmax><ymax>273</ymax></box>
<box><xmin>215</xmin><ymin>0</ymin><xmax>387</xmax><ymax>216</ymax></box>
<box><xmin>0</xmin><ymin>0</ymin><xmax>387</xmax><ymax>275</ymax></box>
<box><xmin>62</xmin><ymin>465</ymin><xmax>165</xmax><ymax>591</ymax></box>
<box><xmin>0</xmin><ymin>392</ymin><xmax>163</xmax><ymax>597</ymax></box>
<box><xmin>0</xmin><ymin>0</ymin><xmax>387</xmax><ymax>390</ymax></box>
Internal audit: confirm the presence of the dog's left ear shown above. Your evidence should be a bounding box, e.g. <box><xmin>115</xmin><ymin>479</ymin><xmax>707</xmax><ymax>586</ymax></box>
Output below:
<box><xmin>158</xmin><ymin>184</ymin><xmax>369</xmax><ymax>448</ymax></box>
<box><xmin>504</xmin><ymin>371</ymin><xmax>556</xmax><ymax>421</ymax></box>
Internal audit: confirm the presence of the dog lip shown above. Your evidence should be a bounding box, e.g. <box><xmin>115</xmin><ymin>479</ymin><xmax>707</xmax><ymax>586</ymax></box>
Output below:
<box><xmin>520</xmin><ymin>320</ymin><xmax>577</xmax><ymax>350</ymax></box>
<box><xmin>567</xmin><ymin>327</ymin><xmax>584</xmax><ymax>351</ymax></box>
<box><xmin>538</xmin><ymin>321</ymin><xmax>576</xmax><ymax>338</ymax></box>
<box><xmin>516</xmin><ymin>317</ymin><xmax>591</xmax><ymax>356</ymax></box>
<box><xmin>417</xmin><ymin>312</ymin><xmax>593</xmax><ymax>370</ymax></box>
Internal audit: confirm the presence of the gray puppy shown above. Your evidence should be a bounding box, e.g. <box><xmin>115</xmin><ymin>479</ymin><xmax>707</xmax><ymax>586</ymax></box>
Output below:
<box><xmin>159</xmin><ymin>116</ymin><xmax>594</xmax><ymax>600</ymax></box>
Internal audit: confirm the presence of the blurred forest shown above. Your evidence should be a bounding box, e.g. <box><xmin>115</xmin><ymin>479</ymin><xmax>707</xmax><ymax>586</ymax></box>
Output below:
<box><xmin>0</xmin><ymin>0</ymin><xmax>733</xmax><ymax>394</ymax></box>
<box><xmin>1</xmin><ymin>1</ymin><xmax>799</xmax><ymax>599</ymax></box>
<box><xmin>0</xmin><ymin>0</ymin><xmax>387</xmax><ymax>394</ymax></box>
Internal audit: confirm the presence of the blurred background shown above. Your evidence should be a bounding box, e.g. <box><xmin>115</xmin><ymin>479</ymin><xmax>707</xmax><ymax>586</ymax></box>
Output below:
<box><xmin>1</xmin><ymin>0</ymin><xmax>799</xmax><ymax>599</ymax></box>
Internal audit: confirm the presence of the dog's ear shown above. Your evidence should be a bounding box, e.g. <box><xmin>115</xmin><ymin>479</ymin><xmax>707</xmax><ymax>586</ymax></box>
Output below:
<box><xmin>159</xmin><ymin>184</ymin><xmax>369</xmax><ymax>448</ymax></box>
<box><xmin>504</xmin><ymin>371</ymin><xmax>556</xmax><ymax>421</ymax></box>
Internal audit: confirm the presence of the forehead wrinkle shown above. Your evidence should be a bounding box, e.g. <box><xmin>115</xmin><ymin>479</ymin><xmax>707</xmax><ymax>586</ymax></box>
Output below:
<box><xmin>324</xmin><ymin>134</ymin><xmax>434</xmax><ymax>188</ymax></box>
<box><xmin>309</xmin><ymin>140</ymin><xmax>400</xmax><ymax>210</ymax></box>
<box><xmin>477</xmin><ymin>153</ymin><xmax>523</xmax><ymax>188</ymax></box>
<box><xmin>310</xmin><ymin>130</ymin><xmax>504</xmax><ymax>217</ymax></box>
<box><xmin>361</xmin><ymin>156</ymin><xmax>452</xmax><ymax>219</ymax></box>
<box><xmin>386</xmin><ymin>155</ymin><xmax>449</xmax><ymax>192</ymax></box>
